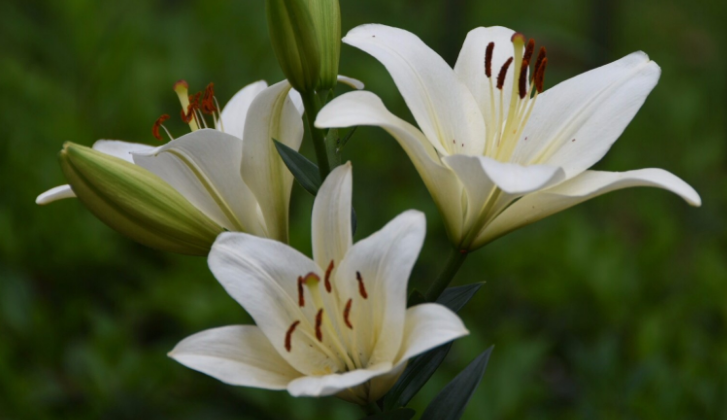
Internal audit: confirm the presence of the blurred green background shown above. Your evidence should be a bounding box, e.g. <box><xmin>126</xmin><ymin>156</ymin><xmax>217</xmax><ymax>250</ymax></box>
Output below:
<box><xmin>1</xmin><ymin>0</ymin><xmax>725</xmax><ymax>418</ymax></box>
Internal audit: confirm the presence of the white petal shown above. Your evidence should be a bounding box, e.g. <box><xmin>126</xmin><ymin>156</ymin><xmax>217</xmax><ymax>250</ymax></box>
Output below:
<box><xmin>337</xmin><ymin>75</ymin><xmax>365</xmax><ymax>90</ymax></box>
<box><xmin>241</xmin><ymin>80</ymin><xmax>304</xmax><ymax>243</ymax></box>
<box><xmin>91</xmin><ymin>140</ymin><xmax>155</xmax><ymax>163</ymax></box>
<box><xmin>36</xmin><ymin>185</ymin><xmax>75</xmax><ymax>205</ymax></box>
<box><xmin>335</xmin><ymin>210</ymin><xmax>426</xmax><ymax>367</ymax></box>
<box><xmin>316</xmin><ymin>91</ymin><xmax>465</xmax><ymax>243</ymax></box>
<box><xmin>208</xmin><ymin>232</ymin><xmax>335</xmax><ymax>376</ymax></box>
<box><xmin>454</xmin><ymin>26</ymin><xmax>518</xmax><ymax>133</ymax></box>
<box><xmin>476</xmin><ymin>168</ymin><xmax>701</xmax><ymax>246</ymax></box>
<box><xmin>218</xmin><ymin>80</ymin><xmax>268</xmax><ymax>140</ymax></box>
<box><xmin>169</xmin><ymin>325</ymin><xmax>301</xmax><ymax>390</ymax></box>
<box><xmin>312</xmin><ymin>163</ymin><xmax>353</xmax><ymax>268</ymax></box>
<box><xmin>446</xmin><ymin>155</ymin><xmax>564</xmax><ymax>195</ymax></box>
<box><xmin>287</xmin><ymin>362</ymin><xmax>392</xmax><ymax>398</ymax></box>
<box><xmin>132</xmin><ymin>129</ymin><xmax>264</xmax><ymax>235</ymax></box>
<box><xmin>343</xmin><ymin>24</ymin><xmax>485</xmax><ymax>156</ymax></box>
<box><xmin>289</xmin><ymin>89</ymin><xmax>304</xmax><ymax>116</ymax></box>
<box><xmin>513</xmin><ymin>52</ymin><xmax>661</xmax><ymax>178</ymax></box>
<box><xmin>395</xmin><ymin>303</ymin><xmax>469</xmax><ymax>364</ymax></box>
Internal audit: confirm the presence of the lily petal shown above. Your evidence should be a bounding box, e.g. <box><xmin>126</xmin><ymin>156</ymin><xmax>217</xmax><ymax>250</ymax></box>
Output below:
<box><xmin>395</xmin><ymin>303</ymin><xmax>469</xmax><ymax>365</ymax></box>
<box><xmin>169</xmin><ymin>325</ymin><xmax>301</xmax><ymax>390</ymax></box>
<box><xmin>312</xmin><ymin>163</ymin><xmax>353</xmax><ymax>269</ymax></box>
<box><xmin>208</xmin><ymin>232</ymin><xmax>335</xmax><ymax>376</ymax></box>
<box><xmin>343</xmin><ymin>24</ymin><xmax>485</xmax><ymax>156</ymax></box>
<box><xmin>91</xmin><ymin>140</ymin><xmax>155</xmax><ymax>163</ymax></box>
<box><xmin>218</xmin><ymin>80</ymin><xmax>268</xmax><ymax>140</ymax></box>
<box><xmin>36</xmin><ymin>185</ymin><xmax>76</xmax><ymax>205</ymax></box>
<box><xmin>476</xmin><ymin>168</ymin><xmax>701</xmax><ymax>246</ymax></box>
<box><xmin>241</xmin><ymin>80</ymin><xmax>304</xmax><ymax>243</ymax></box>
<box><xmin>337</xmin><ymin>75</ymin><xmax>365</xmax><ymax>90</ymax></box>
<box><xmin>132</xmin><ymin>129</ymin><xmax>264</xmax><ymax>236</ymax></box>
<box><xmin>446</xmin><ymin>155</ymin><xmax>565</xmax><ymax>195</ymax></box>
<box><xmin>514</xmin><ymin>52</ymin><xmax>661</xmax><ymax>178</ymax></box>
<box><xmin>316</xmin><ymin>91</ymin><xmax>465</xmax><ymax>242</ymax></box>
<box><xmin>287</xmin><ymin>362</ymin><xmax>392</xmax><ymax>398</ymax></box>
<box><xmin>335</xmin><ymin>210</ymin><xmax>426</xmax><ymax>367</ymax></box>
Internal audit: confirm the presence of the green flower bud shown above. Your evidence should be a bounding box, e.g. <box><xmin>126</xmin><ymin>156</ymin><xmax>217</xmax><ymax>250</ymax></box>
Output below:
<box><xmin>267</xmin><ymin>0</ymin><xmax>321</xmax><ymax>93</ymax></box>
<box><xmin>60</xmin><ymin>142</ymin><xmax>224</xmax><ymax>255</ymax></box>
<box><xmin>307</xmin><ymin>0</ymin><xmax>340</xmax><ymax>90</ymax></box>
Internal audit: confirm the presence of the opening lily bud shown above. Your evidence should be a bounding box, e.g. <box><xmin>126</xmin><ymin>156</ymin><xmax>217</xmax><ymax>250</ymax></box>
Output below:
<box><xmin>306</xmin><ymin>0</ymin><xmax>341</xmax><ymax>90</ymax></box>
<box><xmin>266</xmin><ymin>0</ymin><xmax>321</xmax><ymax>93</ymax></box>
<box><xmin>59</xmin><ymin>142</ymin><xmax>224</xmax><ymax>255</ymax></box>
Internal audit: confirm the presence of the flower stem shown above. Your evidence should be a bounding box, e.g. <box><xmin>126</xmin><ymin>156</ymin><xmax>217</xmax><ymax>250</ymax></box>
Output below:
<box><xmin>362</xmin><ymin>402</ymin><xmax>382</xmax><ymax>415</ymax></box>
<box><xmin>301</xmin><ymin>91</ymin><xmax>331</xmax><ymax>180</ymax></box>
<box><xmin>425</xmin><ymin>247</ymin><xmax>468</xmax><ymax>302</ymax></box>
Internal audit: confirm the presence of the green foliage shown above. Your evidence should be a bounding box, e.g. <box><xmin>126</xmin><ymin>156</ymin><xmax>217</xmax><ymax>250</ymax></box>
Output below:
<box><xmin>1</xmin><ymin>0</ymin><xmax>725</xmax><ymax>419</ymax></box>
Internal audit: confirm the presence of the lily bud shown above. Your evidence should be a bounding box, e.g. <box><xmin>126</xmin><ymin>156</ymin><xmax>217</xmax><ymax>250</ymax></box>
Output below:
<box><xmin>306</xmin><ymin>0</ymin><xmax>340</xmax><ymax>90</ymax></box>
<box><xmin>59</xmin><ymin>142</ymin><xmax>224</xmax><ymax>255</ymax></box>
<box><xmin>266</xmin><ymin>0</ymin><xmax>321</xmax><ymax>93</ymax></box>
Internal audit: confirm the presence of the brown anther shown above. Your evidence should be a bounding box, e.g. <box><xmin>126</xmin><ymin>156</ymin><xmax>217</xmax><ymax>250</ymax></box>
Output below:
<box><xmin>343</xmin><ymin>299</ymin><xmax>353</xmax><ymax>329</ymax></box>
<box><xmin>523</xmin><ymin>39</ymin><xmax>535</xmax><ymax>64</ymax></box>
<box><xmin>485</xmin><ymin>42</ymin><xmax>495</xmax><ymax>78</ymax></box>
<box><xmin>534</xmin><ymin>57</ymin><xmax>548</xmax><ymax>93</ymax></box>
<box><xmin>181</xmin><ymin>92</ymin><xmax>201</xmax><ymax>123</ymax></box>
<box><xmin>497</xmin><ymin>57</ymin><xmax>513</xmax><ymax>90</ymax></box>
<box><xmin>356</xmin><ymin>271</ymin><xmax>368</xmax><ymax>299</ymax></box>
<box><xmin>201</xmin><ymin>83</ymin><xmax>217</xmax><ymax>115</ymax></box>
<box><xmin>324</xmin><ymin>260</ymin><xmax>334</xmax><ymax>293</ymax></box>
<box><xmin>285</xmin><ymin>320</ymin><xmax>301</xmax><ymax>352</ymax></box>
<box><xmin>315</xmin><ymin>309</ymin><xmax>324</xmax><ymax>342</ymax></box>
<box><xmin>518</xmin><ymin>59</ymin><xmax>529</xmax><ymax>99</ymax></box>
<box><xmin>532</xmin><ymin>47</ymin><xmax>547</xmax><ymax>82</ymax></box>
<box><xmin>152</xmin><ymin>114</ymin><xmax>170</xmax><ymax>141</ymax></box>
<box><xmin>297</xmin><ymin>276</ymin><xmax>305</xmax><ymax>307</ymax></box>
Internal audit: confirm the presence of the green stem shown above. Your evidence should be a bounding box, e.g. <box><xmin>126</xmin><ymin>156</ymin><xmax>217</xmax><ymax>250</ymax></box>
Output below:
<box><xmin>425</xmin><ymin>247</ymin><xmax>468</xmax><ymax>302</ymax></box>
<box><xmin>362</xmin><ymin>402</ymin><xmax>382</xmax><ymax>416</ymax></box>
<box><xmin>301</xmin><ymin>91</ymin><xmax>331</xmax><ymax>180</ymax></box>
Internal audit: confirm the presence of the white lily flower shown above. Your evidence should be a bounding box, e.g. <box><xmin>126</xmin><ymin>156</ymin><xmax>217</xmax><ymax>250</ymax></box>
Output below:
<box><xmin>37</xmin><ymin>79</ymin><xmax>304</xmax><ymax>243</ymax></box>
<box><xmin>316</xmin><ymin>25</ymin><xmax>701</xmax><ymax>250</ymax></box>
<box><xmin>169</xmin><ymin>163</ymin><xmax>469</xmax><ymax>404</ymax></box>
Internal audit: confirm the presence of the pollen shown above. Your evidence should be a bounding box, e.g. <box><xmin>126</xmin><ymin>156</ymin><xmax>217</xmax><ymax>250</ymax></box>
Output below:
<box><xmin>297</xmin><ymin>275</ymin><xmax>305</xmax><ymax>307</ymax></box>
<box><xmin>518</xmin><ymin>59</ymin><xmax>529</xmax><ymax>99</ymax></box>
<box><xmin>522</xmin><ymin>38</ymin><xmax>535</xmax><ymax>64</ymax></box>
<box><xmin>343</xmin><ymin>299</ymin><xmax>353</xmax><ymax>329</ymax></box>
<box><xmin>151</xmin><ymin>114</ymin><xmax>170</xmax><ymax>141</ymax></box>
<box><xmin>356</xmin><ymin>271</ymin><xmax>368</xmax><ymax>299</ymax></box>
<box><xmin>497</xmin><ymin>57</ymin><xmax>513</xmax><ymax>90</ymax></box>
<box><xmin>315</xmin><ymin>309</ymin><xmax>324</xmax><ymax>342</ymax></box>
<box><xmin>534</xmin><ymin>57</ymin><xmax>548</xmax><ymax>93</ymax></box>
<box><xmin>324</xmin><ymin>260</ymin><xmax>334</xmax><ymax>293</ymax></box>
<box><xmin>285</xmin><ymin>320</ymin><xmax>301</xmax><ymax>352</ymax></box>
<box><xmin>485</xmin><ymin>42</ymin><xmax>495</xmax><ymax>78</ymax></box>
<box><xmin>201</xmin><ymin>83</ymin><xmax>217</xmax><ymax>115</ymax></box>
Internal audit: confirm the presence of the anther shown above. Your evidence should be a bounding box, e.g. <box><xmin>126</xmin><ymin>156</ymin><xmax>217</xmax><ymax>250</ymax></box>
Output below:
<box><xmin>534</xmin><ymin>57</ymin><xmax>548</xmax><ymax>93</ymax></box>
<box><xmin>497</xmin><ymin>57</ymin><xmax>513</xmax><ymax>90</ymax></box>
<box><xmin>356</xmin><ymin>271</ymin><xmax>368</xmax><ymax>299</ymax></box>
<box><xmin>523</xmin><ymin>39</ymin><xmax>535</xmax><ymax>64</ymax></box>
<box><xmin>343</xmin><ymin>299</ymin><xmax>353</xmax><ymax>329</ymax></box>
<box><xmin>181</xmin><ymin>92</ymin><xmax>201</xmax><ymax>124</ymax></box>
<box><xmin>324</xmin><ymin>260</ymin><xmax>334</xmax><ymax>293</ymax></box>
<box><xmin>285</xmin><ymin>320</ymin><xmax>300</xmax><ymax>352</ymax></box>
<box><xmin>152</xmin><ymin>114</ymin><xmax>170</xmax><ymax>141</ymax></box>
<box><xmin>201</xmin><ymin>83</ymin><xmax>217</xmax><ymax>115</ymax></box>
<box><xmin>532</xmin><ymin>47</ymin><xmax>547</xmax><ymax>82</ymax></box>
<box><xmin>518</xmin><ymin>59</ymin><xmax>529</xmax><ymax>99</ymax></box>
<box><xmin>297</xmin><ymin>276</ymin><xmax>305</xmax><ymax>307</ymax></box>
<box><xmin>485</xmin><ymin>42</ymin><xmax>495</xmax><ymax>78</ymax></box>
<box><xmin>315</xmin><ymin>309</ymin><xmax>324</xmax><ymax>342</ymax></box>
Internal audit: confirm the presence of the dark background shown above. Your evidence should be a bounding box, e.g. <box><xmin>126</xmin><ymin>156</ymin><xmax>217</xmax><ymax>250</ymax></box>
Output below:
<box><xmin>1</xmin><ymin>0</ymin><xmax>725</xmax><ymax>418</ymax></box>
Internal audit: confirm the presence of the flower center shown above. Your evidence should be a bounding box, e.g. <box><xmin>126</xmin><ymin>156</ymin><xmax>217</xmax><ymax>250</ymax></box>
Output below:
<box><xmin>151</xmin><ymin>80</ymin><xmax>223</xmax><ymax>141</ymax></box>
<box><xmin>482</xmin><ymin>33</ymin><xmax>548</xmax><ymax>162</ymax></box>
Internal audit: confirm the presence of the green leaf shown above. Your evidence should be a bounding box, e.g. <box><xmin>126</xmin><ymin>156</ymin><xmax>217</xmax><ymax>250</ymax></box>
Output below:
<box><xmin>361</xmin><ymin>408</ymin><xmax>416</xmax><ymax>420</ymax></box>
<box><xmin>436</xmin><ymin>283</ymin><xmax>483</xmax><ymax>313</ymax></box>
<box><xmin>274</xmin><ymin>139</ymin><xmax>321</xmax><ymax>195</ymax></box>
<box><xmin>407</xmin><ymin>289</ymin><xmax>426</xmax><ymax>307</ymax></box>
<box><xmin>383</xmin><ymin>342</ymin><xmax>453</xmax><ymax>410</ymax></box>
<box><xmin>420</xmin><ymin>346</ymin><xmax>494</xmax><ymax>420</ymax></box>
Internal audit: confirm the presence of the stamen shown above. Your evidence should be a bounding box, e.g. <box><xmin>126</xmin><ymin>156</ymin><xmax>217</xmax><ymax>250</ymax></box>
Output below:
<box><xmin>356</xmin><ymin>271</ymin><xmax>368</xmax><ymax>299</ymax></box>
<box><xmin>522</xmin><ymin>39</ymin><xmax>535</xmax><ymax>64</ymax></box>
<box><xmin>485</xmin><ymin>42</ymin><xmax>494</xmax><ymax>78</ymax></box>
<box><xmin>534</xmin><ymin>58</ymin><xmax>548</xmax><ymax>93</ymax></box>
<box><xmin>297</xmin><ymin>276</ymin><xmax>305</xmax><ymax>307</ymax></box>
<box><xmin>497</xmin><ymin>57</ymin><xmax>513</xmax><ymax>90</ymax></box>
<box><xmin>315</xmin><ymin>309</ymin><xmax>324</xmax><ymax>342</ymax></box>
<box><xmin>324</xmin><ymin>260</ymin><xmax>334</xmax><ymax>293</ymax></box>
<box><xmin>285</xmin><ymin>320</ymin><xmax>300</xmax><ymax>352</ymax></box>
<box><xmin>518</xmin><ymin>59</ymin><xmax>529</xmax><ymax>99</ymax></box>
<box><xmin>152</xmin><ymin>114</ymin><xmax>170</xmax><ymax>141</ymax></box>
<box><xmin>174</xmin><ymin>80</ymin><xmax>199</xmax><ymax>132</ymax></box>
<box><xmin>181</xmin><ymin>92</ymin><xmax>201</xmax><ymax>124</ymax></box>
<box><xmin>343</xmin><ymin>299</ymin><xmax>353</xmax><ymax>329</ymax></box>
<box><xmin>532</xmin><ymin>47</ymin><xmax>547</xmax><ymax>82</ymax></box>
<box><xmin>201</xmin><ymin>83</ymin><xmax>217</xmax><ymax>115</ymax></box>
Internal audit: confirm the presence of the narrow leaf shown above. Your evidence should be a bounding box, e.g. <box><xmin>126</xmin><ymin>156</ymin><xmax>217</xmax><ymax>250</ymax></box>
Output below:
<box><xmin>435</xmin><ymin>283</ymin><xmax>483</xmax><ymax>313</ymax></box>
<box><xmin>420</xmin><ymin>346</ymin><xmax>494</xmax><ymax>420</ymax></box>
<box><xmin>274</xmin><ymin>139</ymin><xmax>321</xmax><ymax>195</ymax></box>
<box><xmin>383</xmin><ymin>342</ymin><xmax>453</xmax><ymax>410</ymax></box>
<box><xmin>361</xmin><ymin>408</ymin><xmax>416</xmax><ymax>420</ymax></box>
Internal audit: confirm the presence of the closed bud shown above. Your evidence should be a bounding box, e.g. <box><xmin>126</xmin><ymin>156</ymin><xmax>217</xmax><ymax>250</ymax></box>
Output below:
<box><xmin>266</xmin><ymin>0</ymin><xmax>321</xmax><ymax>93</ymax></box>
<box><xmin>306</xmin><ymin>0</ymin><xmax>340</xmax><ymax>90</ymax></box>
<box><xmin>59</xmin><ymin>142</ymin><xmax>224</xmax><ymax>255</ymax></box>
